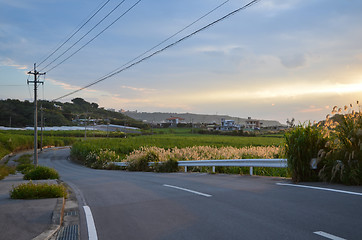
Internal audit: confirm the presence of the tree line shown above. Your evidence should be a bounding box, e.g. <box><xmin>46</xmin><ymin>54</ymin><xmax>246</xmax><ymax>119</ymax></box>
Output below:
<box><xmin>0</xmin><ymin>98</ymin><xmax>149</xmax><ymax>129</ymax></box>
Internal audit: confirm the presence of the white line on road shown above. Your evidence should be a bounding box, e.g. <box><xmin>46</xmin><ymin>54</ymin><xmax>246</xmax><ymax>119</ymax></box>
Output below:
<box><xmin>314</xmin><ymin>231</ymin><xmax>346</xmax><ymax>240</ymax></box>
<box><xmin>276</xmin><ymin>183</ymin><xmax>362</xmax><ymax>196</ymax></box>
<box><xmin>163</xmin><ymin>184</ymin><xmax>212</xmax><ymax>197</ymax></box>
<box><xmin>83</xmin><ymin>205</ymin><xmax>98</xmax><ymax>240</ymax></box>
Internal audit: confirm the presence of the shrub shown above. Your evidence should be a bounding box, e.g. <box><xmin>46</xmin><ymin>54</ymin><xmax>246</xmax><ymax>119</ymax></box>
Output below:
<box><xmin>154</xmin><ymin>158</ymin><xmax>179</xmax><ymax>173</ymax></box>
<box><xmin>23</xmin><ymin>166</ymin><xmax>59</xmax><ymax>180</ymax></box>
<box><xmin>284</xmin><ymin>123</ymin><xmax>327</xmax><ymax>182</ymax></box>
<box><xmin>10</xmin><ymin>182</ymin><xmax>67</xmax><ymax>199</ymax></box>
<box><xmin>14</xmin><ymin>154</ymin><xmax>32</xmax><ymax>165</ymax></box>
<box><xmin>127</xmin><ymin>151</ymin><xmax>159</xmax><ymax>171</ymax></box>
<box><xmin>16</xmin><ymin>163</ymin><xmax>35</xmax><ymax>174</ymax></box>
<box><xmin>85</xmin><ymin>149</ymin><xmax>120</xmax><ymax>169</ymax></box>
<box><xmin>0</xmin><ymin>164</ymin><xmax>16</xmax><ymax>180</ymax></box>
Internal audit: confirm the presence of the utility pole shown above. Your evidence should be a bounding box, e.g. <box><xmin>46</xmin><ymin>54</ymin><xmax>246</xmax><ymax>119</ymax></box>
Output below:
<box><xmin>27</xmin><ymin>63</ymin><xmax>45</xmax><ymax>166</ymax></box>
<box><xmin>40</xmin><ymin>104</ymin><xmax>44</xmax><ymax>151</ymax></box>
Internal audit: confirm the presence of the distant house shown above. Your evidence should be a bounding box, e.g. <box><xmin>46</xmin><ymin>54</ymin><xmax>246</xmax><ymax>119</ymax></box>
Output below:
<box><xmin>245</xmin><ymin>117</ymin><xmax>261</xmax><ymax>130</ymax></box>
<box><xmin>216</xmin><ymin>118</ymin><xmax>241</xmax><ymax>131</ymax></box>
<box><xmin>53</xmin><ymin>104</ymin><xmax>62</xmax><ymax>110</ymax></box>
<box><xmin>166</xmin><ymin>117</ymin><xmax>185</xmax><ymax>127</ymax></box>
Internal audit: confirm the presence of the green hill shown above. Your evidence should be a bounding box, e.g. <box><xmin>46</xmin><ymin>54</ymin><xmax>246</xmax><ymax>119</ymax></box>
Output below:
<box><xmin>0</xmin><ymin>98</ymin><xmax>149</xmax><ymax>129</ymax></box>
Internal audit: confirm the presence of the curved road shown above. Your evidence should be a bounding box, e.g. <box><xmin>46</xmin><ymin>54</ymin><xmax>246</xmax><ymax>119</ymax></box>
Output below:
<box><xmin>39</xmin><ymin>148</ymin><xmax>362</xmax><ymax>240</ymax></box>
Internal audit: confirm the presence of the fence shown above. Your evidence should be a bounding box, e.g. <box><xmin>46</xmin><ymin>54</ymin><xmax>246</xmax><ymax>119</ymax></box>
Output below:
<box><xmin>114</xmin><ymin>159</ymin><xmax>288</xmax><ymax>176</ymax></box>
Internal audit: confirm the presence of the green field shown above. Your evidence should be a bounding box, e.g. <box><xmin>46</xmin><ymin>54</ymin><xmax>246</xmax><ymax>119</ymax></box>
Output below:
<box><xmin>0</xmin><ymin>130</ymin><xmax>80</xmax><ymax>160</ymax></box>
<box><xmin>71</xmin><ymin>132</ymin><xmax>284</xmax><ymax>161</ymax></box>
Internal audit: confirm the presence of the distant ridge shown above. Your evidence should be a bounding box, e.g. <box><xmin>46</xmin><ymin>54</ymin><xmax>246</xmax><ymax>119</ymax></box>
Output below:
<box><xmin>122</xmin><ymin>111</ymin><xmax>284</xmax><ymax>127</ymax></box>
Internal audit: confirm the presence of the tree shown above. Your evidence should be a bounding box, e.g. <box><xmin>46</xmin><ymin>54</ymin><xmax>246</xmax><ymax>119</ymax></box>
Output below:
<box><xmin>286</xmin><ymin>118</ymin><xmax>295</xmax><ymax>128</ymax></box>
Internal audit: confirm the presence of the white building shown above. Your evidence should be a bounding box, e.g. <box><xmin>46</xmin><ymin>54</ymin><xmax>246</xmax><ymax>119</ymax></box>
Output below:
<box><xmin>216</xmin><ymin>118</ymin><xmax>241</xmax><ymax>131</ymax></box>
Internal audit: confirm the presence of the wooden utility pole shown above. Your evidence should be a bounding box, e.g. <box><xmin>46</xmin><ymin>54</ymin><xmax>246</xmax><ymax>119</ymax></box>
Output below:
<box><xmin>27</xmin><ymin>63</ymin><xmax>45</xmax><ymax>166</ymax></box>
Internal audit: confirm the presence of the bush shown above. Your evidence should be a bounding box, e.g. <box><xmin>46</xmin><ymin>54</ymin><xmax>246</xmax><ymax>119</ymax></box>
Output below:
<box><xmin>23</xmin><ymin>166</ymin><xmax>59</xmax><ymax>180</ymax></box>
<box><xmin>85</xmin><ymin>149</ymin><xmax>120</xmax><ymax>169</ymax></box>
<box><xmin>0</xmin><ymin>164</ymin><xmax>16</xmax><ymax>180</ymax></box>
<box><xmin>154</xmin><ymin>158</ymin><xmax>179</xmax><ymax>172</ymax></box>
<box><xmin>128</xmin><ymin>151</ymin><xmax>159</xmax><ymax>171</ymax></box>
<box><xmin>10</xmin><ymin>182</ymin><xmax>67</xmax><ymax>199</ymax></box>
<box><xmin>14</xmin><ymin>154</ymin><xmax>32</xmax><ymax>165</ymax></box>
<box><xmin>16</xmin><ymin>163</ymin><xmax>35</xmax><ymax>174</ymax></box>
<box><xmin>284</xmin><ymin>123</ymin><xmax>327</xmax><ymax>182</ymax></box>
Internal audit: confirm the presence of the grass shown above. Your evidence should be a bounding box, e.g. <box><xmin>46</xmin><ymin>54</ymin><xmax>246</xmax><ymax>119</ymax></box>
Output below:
<box><xmin>0</xmin><ymin>164</ymin><xmax>16</xmax><ymax>180</ymax></box>
<box><xmin>23</xmin><ymin>166</ymin><xmax>59</xmax><ymax>180</ymax></box>
<box><xmin>71</xmin><ymin>133</ymin><xmax>284</xmax><ymax>162</ymax></box>
<box><xmin>0</xmin><ymin>130</ymin><xmax>84</xmax><ymax>160</ymax></box>
<box><xmin>10</xmin><ymin>181</ymin><xmax>67</xmax><ymax>199</ymax></box>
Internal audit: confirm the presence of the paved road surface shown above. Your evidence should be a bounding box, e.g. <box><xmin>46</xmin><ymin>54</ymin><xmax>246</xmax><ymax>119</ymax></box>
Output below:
<box><xmin>39</xmin><ymin>148</ymin><xmax>362</xmax><ymax>240</ymax></box>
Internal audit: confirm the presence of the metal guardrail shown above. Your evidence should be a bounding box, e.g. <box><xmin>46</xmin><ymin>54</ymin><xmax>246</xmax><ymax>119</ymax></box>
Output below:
<box><xmin>114</xmin><ymin>159</ymin><xmax>287</xmax><ymax>176</ymax></box>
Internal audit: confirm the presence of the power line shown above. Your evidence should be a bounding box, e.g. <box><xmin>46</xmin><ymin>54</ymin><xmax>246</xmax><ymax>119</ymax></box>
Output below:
<box><xmin>37</xmin><ymin>0</ymin><xmax>111</xmax><ymax>67</ymax></box>
<box><xmin>40</xmin><ymin>0</ymin><xmax>126</xmax><ymax>71</ymax></box>
<box><xmin>96</xmin><ymin>0</ymin><xmax>232</xmax><ymax>84</ymax></box>
<box><xmin>42</xmin><ymin>0</ymin><xmax>143</xmax><ymax>73</ymax></box>
<box><xmin>52</xmin><ymin>0</ymin><xmax>260</xmax><ymax>101</ymax></box>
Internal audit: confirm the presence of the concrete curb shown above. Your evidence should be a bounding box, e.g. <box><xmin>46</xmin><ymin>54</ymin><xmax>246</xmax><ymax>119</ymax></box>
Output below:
<box><xmin>32</xmin><ymin>196</ymin><xmax>66</xmax><ymax>240</ymax></box>
<box><xmin>0</xmin><ymin>152</ymin><xmax>13</xmax><ymax>164</ymax></box>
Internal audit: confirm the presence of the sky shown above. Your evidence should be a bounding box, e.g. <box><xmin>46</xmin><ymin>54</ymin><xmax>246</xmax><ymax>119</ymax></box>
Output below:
<box><xmin>0</xmin><ymin>0</ymin><xmax>361</xmax><ymax>124</ymax></box>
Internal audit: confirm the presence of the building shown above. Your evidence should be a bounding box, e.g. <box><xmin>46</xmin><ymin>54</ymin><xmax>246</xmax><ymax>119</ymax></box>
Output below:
<box><xmin>216</xmin><ymin>118</ymin><xmax>241</xmax><ymax>131</ymax></box>
<box><xmin>166</xmin><ymin>117</ymin><xmax>185</xmax><ymax>127</ymax></box>
<box><xmin>245</xmin><ymin>117</ymin><xmax>261</xmax><ymax>130</ymax></box>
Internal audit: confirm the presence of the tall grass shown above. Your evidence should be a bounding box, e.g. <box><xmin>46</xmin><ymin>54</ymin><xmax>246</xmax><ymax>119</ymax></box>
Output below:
<box><xmin>0</xmin><ymin>131</ymin><xmax>79</xmax><ymax>160</ymax></box>
<box><xmin>71</xmin><ymin>134</ymin><xmax>283</xmax><ymax>163</ymax></box>
<box><xmin>318</xmin><ymin>102</ymin><xmax>362</xmax><ymax>185</ymax></box>
<box><xmin>284</xmin><ymin>123</ymin><xmax>326</xmax><ymax>182</ymax></box>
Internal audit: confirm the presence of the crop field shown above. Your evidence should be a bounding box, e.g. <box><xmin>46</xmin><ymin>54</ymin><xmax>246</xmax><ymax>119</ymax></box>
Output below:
<box><xmin>71</xmin><ymin>133</ymin><xmax>284</xmax><ymax>160</ymax></box>
<box><xmin>0</xmin><ymin>130</ymin><xmax>79</xmax><ymax>159</ymax></box>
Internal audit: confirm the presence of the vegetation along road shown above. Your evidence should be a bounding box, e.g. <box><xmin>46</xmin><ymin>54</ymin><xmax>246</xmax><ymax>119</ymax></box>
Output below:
<box><xmin>39</xmin><ymin>148</ymin><xmax>362</xmax><ymax>240</ymax></box>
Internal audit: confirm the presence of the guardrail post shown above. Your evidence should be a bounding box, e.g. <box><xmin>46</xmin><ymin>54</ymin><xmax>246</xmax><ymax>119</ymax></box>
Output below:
<box><xmin>249</xmin><ymin>167</ymin><xmax>253</xmax><ymax>176</ymax></box>
<box><xmin>212</xmin><ymin>166</ymin><xmax>215</xmax><ymax>173</ymax></box>
<box><xmin>185</xmin><ymin>166</ymin><xmax>187</xmax><ymax>173</ymax></box>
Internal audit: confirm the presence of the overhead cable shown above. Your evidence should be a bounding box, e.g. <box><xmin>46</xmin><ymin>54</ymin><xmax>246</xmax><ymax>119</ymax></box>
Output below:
<box><xmin>53</xmin><ymin>0</ymin><xmax>260</xmax><ymax>101</ymax></box>
<box><xmin>37</xmin><ymin>0</ymin><xmax>111</xmax><ymax>67</ymax></box>
<box><xmin>42</xmin><ymin>0</ymin><xmax>143</xmax><ymax>73</ymax></box>
<box><xmin>96</xmin><ymin>0</ymin><xmax>232</xmax><ymax>83</ymax></box>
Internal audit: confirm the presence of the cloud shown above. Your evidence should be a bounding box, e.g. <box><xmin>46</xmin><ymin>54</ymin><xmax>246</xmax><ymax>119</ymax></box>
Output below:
<box><xmin>279</xmin><ymin>54</ymin><xmax>307</xmax><ymax>69</ymax></box>
<box><xmin>298</xmin><ymin>106</ymin><xmax>324</xmax><ymax>113</ymax></box>
<box><xmin>0</xmin><ymin>58</ymin><xmax>27</xmax><ymax>70</ymax></box>
<box><xmin>120</xmin><ymin>85</ymin><xmax>156</xmax><ymax>93</ymax></box>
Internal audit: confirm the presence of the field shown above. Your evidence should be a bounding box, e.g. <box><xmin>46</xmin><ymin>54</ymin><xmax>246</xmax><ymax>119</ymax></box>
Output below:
<box><xmin>1</xmin><ymin>128</ymin><xmax>286</xmax><ymax>177</ymax></box>
<box><xmin>71</xmin><ymin>132</ymin><xmax>284</xmax><ymax>160</ymax></box>
<box><xmin>0</xmin><ymin>130</ymin><xmax>81</xmax><ymax>160</ymax></box>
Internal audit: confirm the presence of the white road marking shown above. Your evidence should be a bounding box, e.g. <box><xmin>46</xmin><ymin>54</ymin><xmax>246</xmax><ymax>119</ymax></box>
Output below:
<box><xmin>314</xmin><ymin>231</ymin><xmax>346</xmax><ymax>240</ymax></box>
<box><xmin>83</xmin><ymin>205</ymin><xmax>98</xmax><ymax>240</ymax></box>
<box><xmin>163</xmin><ymin>184</ymin><xmax>212</xmax><ymax>197</ymax></box>
<box><xmin>276</xmin><ymin>183</ymin><xmax>362</xmax><ymax>196</ymax></box>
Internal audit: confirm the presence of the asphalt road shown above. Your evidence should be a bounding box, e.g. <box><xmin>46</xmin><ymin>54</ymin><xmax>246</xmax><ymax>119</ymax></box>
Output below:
<box><xmin>39</xmin><ymin>148</ymin><xmax>362</xmax><ymax>240</ymax></box>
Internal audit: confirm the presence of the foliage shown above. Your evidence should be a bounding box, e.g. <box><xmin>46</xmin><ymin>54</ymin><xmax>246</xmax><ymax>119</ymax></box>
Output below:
<box><xmin>125</xmin><ymin>145</ymin><xmax>280</xmax><ymax>163</ymax></box>
<box><xmin>23</xmin><ymin>166</ymin><xmax>59</xmax><ymax>180</ymax></box>
<box><xmin>16</xmin><ymin>164</ymin><xmax>35</xmax><ymax>174</ymax></box>
<box><xmin>85</xmin><ymin>149</ymin><xmax>120</xmax><ymax>169</ymax></box>
<box><xmin>124</xmin><ymin>145</ymin><xmax>281</xmax><ymax>174</ymax></box>
<box><xmin>0</xmin><ymin>98</ymin><xmax>148</xmax><ymax>129</ymax></box>
<box><xmin>70</xmin><ymin>134</ymin><xmax>283</xmax><ymax>164</ymax></box>
<box><xmin>284</xmin><ymin>123</ymin><xmax>327</xmax><ymax>182</ymax></box>
<box><xmin>127</xmin><ymin>151</ymin><xmax>159</xmax><ymax>172</ymax></box>
<box><xmin>10</xmin><ymin>182</ymin><xmax>67</xmax><ymax>199</ymax></box>
<box><xmin>0</xmin><ymin>131</ymin><xmax>79</xmax><ymax>160</ymax></box>
<box><xmin>318</xmin><ymin>102</ymin><xmax>362</xmax><ymax>185</ymax></box>
<box><xmin>153</xmin><ymin>158</ymin><xmax>179</xmax><ymax>173</ymax></box>
<box><xmin>0</xmin><ymin>164</ymin><xmax>16</xmax><ymax>180</ymax></box>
